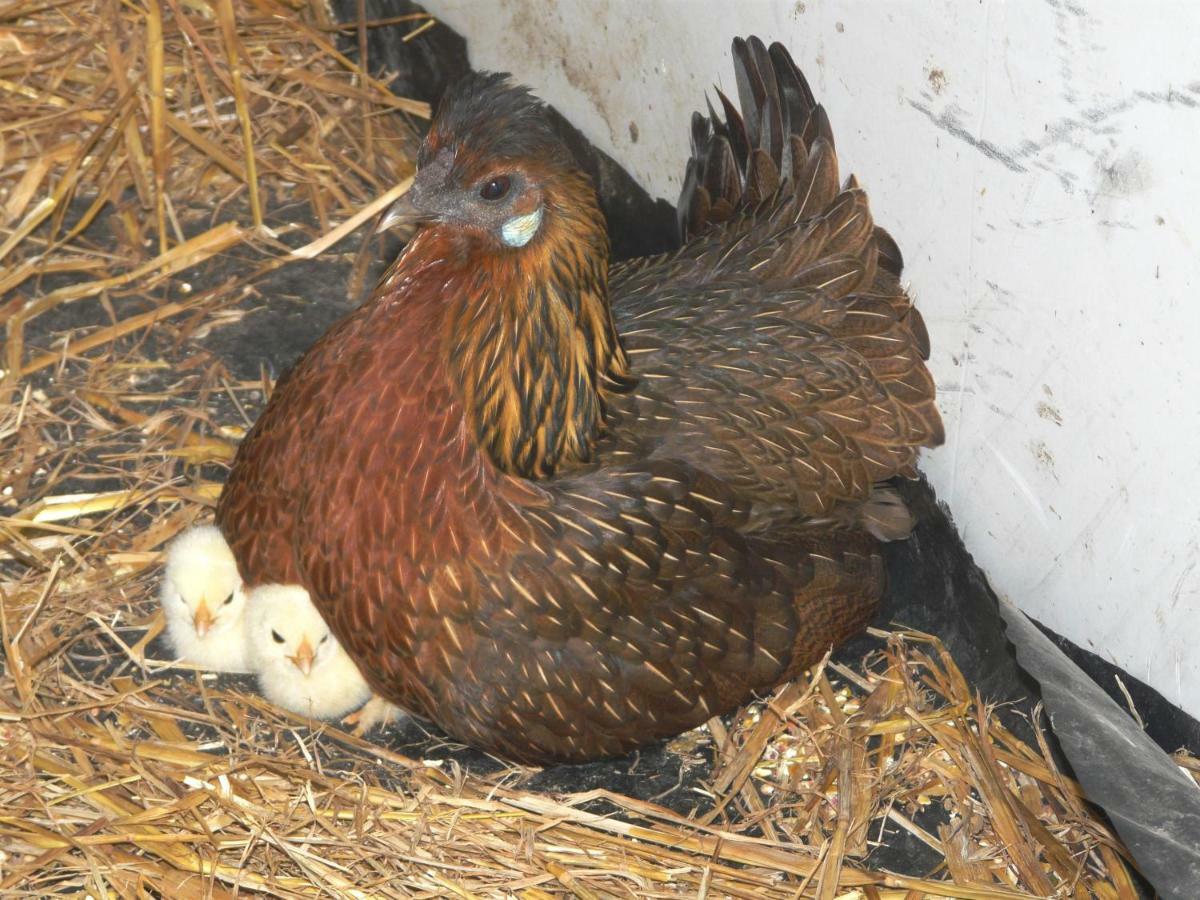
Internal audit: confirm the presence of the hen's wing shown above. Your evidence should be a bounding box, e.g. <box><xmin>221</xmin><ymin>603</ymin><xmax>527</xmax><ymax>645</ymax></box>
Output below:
<box><xmin>608</xmin><ymin>38</ymin><xmax>942</xmax><ymax>525</ymax></box>
<box><xmin>297</xmin><ymin>455</ymin><xmax>882</xmax><ymax>763</ymax></box>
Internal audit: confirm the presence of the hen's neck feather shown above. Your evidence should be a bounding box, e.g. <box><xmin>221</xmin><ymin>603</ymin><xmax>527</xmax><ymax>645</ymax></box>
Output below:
<box><xmin>343</xmin><ymin>239</ymin><xmax>517</xmax><ymax>576</ymax></box>
<box><xmin>440</xmin><ymin>170</ymin><xmax>631</xmax><ymax>478</ymax></box>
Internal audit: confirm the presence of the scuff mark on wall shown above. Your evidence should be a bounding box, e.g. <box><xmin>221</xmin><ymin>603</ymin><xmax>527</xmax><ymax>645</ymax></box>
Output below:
<box><xmin>914</xmin><ymin>72</ymin><xmax>1199</xmax><ymax>195</ymax></box>
<box><xmin>907</xmin><ymin>101</ymin><xmax>1027</xmax><ymax>172</ymax></box>
<box><xmin>989</xmin><ymin>444</ymin><xmax>1052</xmax><ymax>529</ymax></box>
<box><xmin>927</xmin><ymin>66</ymin><xmax>948</xmax><ymax>95</ymax></box>
<box><xmin>1037</xmin><ymin>402</ymin><xmax>1064</xmax><ymax>425</ymax></box>
<box><xmin>1092</xmin><ymin>148</ymin><xmax>1152</xmax><ymax>201</ymax></box>
<box><xmin>1169</xmin><ymin>552</ymin><xmax>1198</xmax><ymax>612</ymax></box>
<box><xmin>1029</xmin><ymin>440</ymin><xmax>1058</xmax><ymax>477</ymax></box>
<box><xmin>1045</xmin><ymin>0</ymin><xmax>1091</xmax><ymax>106</ymax></box>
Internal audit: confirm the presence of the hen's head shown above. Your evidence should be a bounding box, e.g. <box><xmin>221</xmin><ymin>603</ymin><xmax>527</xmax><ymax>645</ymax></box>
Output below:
<box><xmin>379</xmin><ymin>72</ymin><xmax>587</xmax><ymax>251</ymax></box>
<box><xmin>374</xmin><ymin>71</ymin><xmax>630</xmax><ymax>479</ymax></box>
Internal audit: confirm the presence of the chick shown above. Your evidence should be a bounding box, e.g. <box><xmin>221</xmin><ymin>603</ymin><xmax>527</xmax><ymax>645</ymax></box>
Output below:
<box><xmin>244</xmin><ymin>584</ymin><xmax>376</xmax><ymax>721</ymax></box>
<box><xmin>342</xmin><ymin>693</ymin><xmax>407</xmax><ymax>735</ymax></box>
<box><xmin>160</xmin><ymin>524</ymin><xmax>248</xmax><ymax>672</ymax></box>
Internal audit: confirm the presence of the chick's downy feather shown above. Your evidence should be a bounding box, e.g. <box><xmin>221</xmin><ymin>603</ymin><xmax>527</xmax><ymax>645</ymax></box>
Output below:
<box><xmin>218</xmin><ymin>39</ymin><xmax>943</xmax><ymax>763</ymax></box>
<box><xmin>244</xmin><ymin>584</ymin><xmax>375</xmax><ymax>720</ymax></box>
<box><xmin>160</xmin><ymin>525</ymin><xmax>248</xmax><ymax>672</ymax></box>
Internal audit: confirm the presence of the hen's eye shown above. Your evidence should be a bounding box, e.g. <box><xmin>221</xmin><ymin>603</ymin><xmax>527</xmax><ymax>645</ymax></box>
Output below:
<box><xmin>479</xmin><ymin>175</ymin><xmax>511</xmax><ymax>201</ymax></box>
<box><xmin>271</xmin><ymin>630</ymin><xmax>284</xmax><ymax>643</ymax></box>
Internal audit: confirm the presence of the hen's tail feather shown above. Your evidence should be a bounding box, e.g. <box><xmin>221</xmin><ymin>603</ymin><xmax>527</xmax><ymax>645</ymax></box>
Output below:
<box><xmin>658</xmin><ymin>37</ymin><xmax>946</xmax><ymax>494</ymax></box>
<box><xmin>874</xmin><ymin>225</ymin><xmax>905</xmax><ymax>277</ymax></box>
<box><xmin>677</xmin><ymin>39</ymin><xmax>912</xmax><ymax>324</ymax></box>
<box><xmin>679</xmin><ymin>37</ymin><xmax>837</xmax><ymax>240</ymax></box>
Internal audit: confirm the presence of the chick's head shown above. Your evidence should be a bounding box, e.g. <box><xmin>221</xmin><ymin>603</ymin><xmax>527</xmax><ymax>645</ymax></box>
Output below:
<box><xmin>245</xmin><ymin>585</ymin><xmax>336</xmax><ymax>672</ymax></box>
<box><xmin>161</xmin><ymin>525</ymin><xmax>248</xmax><ymax>671</ymax></box>
<box><xmin>245</xmin><ymin>584</ymin><xmax>371</xmax><ymax>720</ymax></box>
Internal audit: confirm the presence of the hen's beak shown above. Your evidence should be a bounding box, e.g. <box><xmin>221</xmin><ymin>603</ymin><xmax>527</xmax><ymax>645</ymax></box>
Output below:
<box><xmin>289</xmin><ymin>636</ymin><xmax>315</xmax><ymax>677</ymax></box>
<box><xmin>376</xmin><ymin>191</ymin><xmax>426</xmax><ymax>233</ymax></box>
<box><xmin>375</xmin><ymin>149</ymin><xmax>452</xmax><ymax>233</ymax></box>
<box><xmin>192</xmin><ymin>599</ymin><xmax>215</xmax><ymax>638</ymax></box>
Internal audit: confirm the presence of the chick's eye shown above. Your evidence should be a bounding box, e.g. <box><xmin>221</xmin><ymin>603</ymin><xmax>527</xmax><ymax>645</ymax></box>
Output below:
<box><xmin>479</xmin><ymin>175</ymin><xmax>511</xmax><ymax>201</ymax></box>
<box><xmin>222</xmin><ymin>593</ymin><xmax>235</xmax><ymax>606</ymax></box>
<box><xmin>319</xmin><ymin>634</ymin><xmax>329</xmax><ymax>644</ymax></box>
<box><xmin>271</xmin><ymin>630</ymin><xmax>284</xmax><ymax>644</ymax></box>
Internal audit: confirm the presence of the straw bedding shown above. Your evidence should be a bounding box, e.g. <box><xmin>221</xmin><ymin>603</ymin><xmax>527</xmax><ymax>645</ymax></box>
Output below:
<box><xmin>0</xmin><ymin>0</ymin><xmax>1179</xmax><ymax>895</ymax></box>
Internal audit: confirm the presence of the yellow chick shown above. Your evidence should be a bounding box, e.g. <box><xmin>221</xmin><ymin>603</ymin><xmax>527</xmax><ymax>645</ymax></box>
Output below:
<box><xmin>244</xmin><ymin>584</ymin><xmax>377</xmax><ymax>721</ymax></box>
<box><xmin>160</xmin><ymin>524</ymin><xmax>248</xmax><ymax>672</ymax></box>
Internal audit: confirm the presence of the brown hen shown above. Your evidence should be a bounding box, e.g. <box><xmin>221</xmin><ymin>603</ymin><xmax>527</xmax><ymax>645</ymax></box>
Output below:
<box><xmin>216</xmin><ymin>37</ymin><xmax>943</xmax><ymax>764</ymax></box>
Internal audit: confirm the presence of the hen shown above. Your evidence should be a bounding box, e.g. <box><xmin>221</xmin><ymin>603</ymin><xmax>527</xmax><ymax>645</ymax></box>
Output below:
<box><xmin>217</xmin><ymin>38</ymin><xmax>943</xmax><ymax>763</ymax></box>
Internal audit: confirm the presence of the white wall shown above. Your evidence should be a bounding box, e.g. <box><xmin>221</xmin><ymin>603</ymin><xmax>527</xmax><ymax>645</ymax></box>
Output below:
<box><xmin>426</xmin><ymin>0</ymin><xmax>1200</xmax><ymax>719</ymax></box>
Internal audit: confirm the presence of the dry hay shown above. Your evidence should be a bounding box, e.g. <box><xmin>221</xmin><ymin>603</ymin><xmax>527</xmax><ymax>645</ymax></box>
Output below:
<box><xmin>0</xmin><ymin>603</ymin><xmax>1151</xmax><ymax>899</ymax></box>
<box><xmin>1</xmin><ymin>0</ymin><xmax>424</xmax><ymax>390</ymax></box>
<box><xmin>0</xmin><ymin>0</ymin><xmax>1155</xmax><ymax>896</ymax></box>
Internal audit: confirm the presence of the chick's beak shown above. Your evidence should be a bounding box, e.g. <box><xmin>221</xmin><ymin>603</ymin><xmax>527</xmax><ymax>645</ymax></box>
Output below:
<box><xmin>289</xmin><ymin>636</ymin><xmax>315</xmax><ymax>677</ymax></box>
<box><xmin>192</xmin><ymin>599</ymin><xmax>215</xmax><ymax>638</ymax></box>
